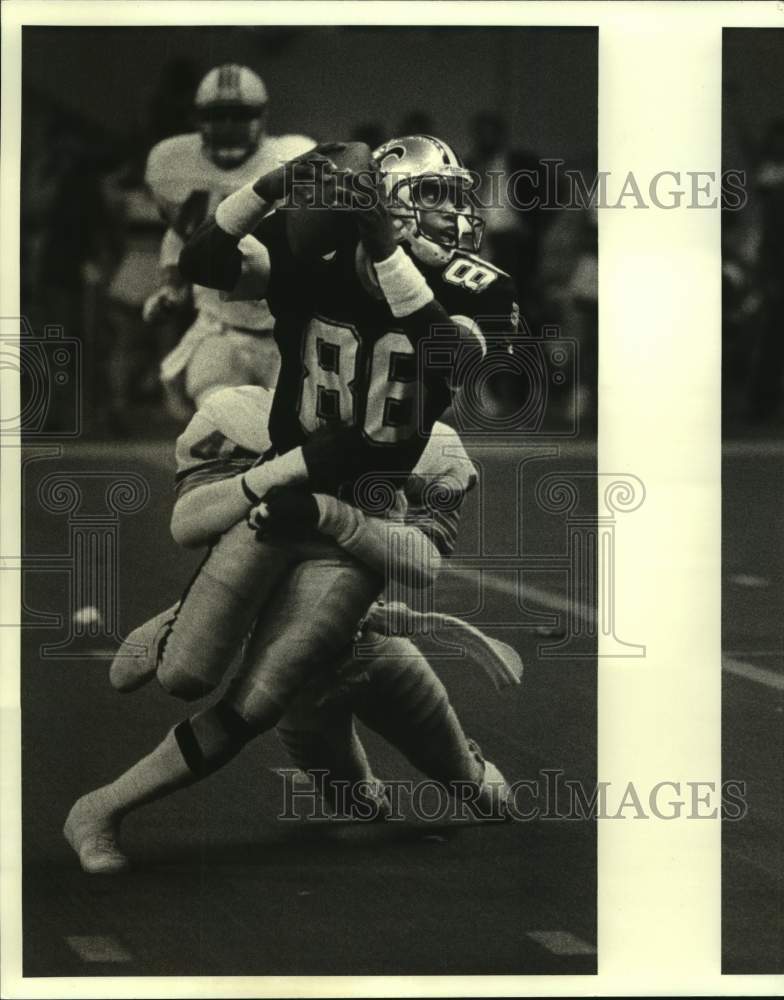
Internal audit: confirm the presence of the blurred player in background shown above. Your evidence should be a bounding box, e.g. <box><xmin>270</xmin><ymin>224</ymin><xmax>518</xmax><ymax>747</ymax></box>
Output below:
<box><xmin>143</xmin><ymin>63</ymin><xmax>314</xmax><ymax>414</ymax></box>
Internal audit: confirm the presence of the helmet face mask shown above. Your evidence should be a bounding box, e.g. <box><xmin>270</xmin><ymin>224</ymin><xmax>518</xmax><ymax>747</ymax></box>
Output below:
<box><xmin>374</xmin><ymin>135</ymin><xmax>485</xmax><ymax>265</ymax></box>
<box><xmin>198</xmin><ymin>105</ymin><xmax>266</xmax><ymax>168</ymax></box>
<box><xmin>195</xmin><ymin>65</ymin><xmax>268</xmax><ymax>169</ymax></box>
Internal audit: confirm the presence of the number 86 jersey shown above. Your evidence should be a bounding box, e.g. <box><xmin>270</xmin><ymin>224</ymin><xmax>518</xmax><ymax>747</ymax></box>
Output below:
<box><xmin>249</xmin><ymin>210</ymin><xmax>519</xmax><ymax>487</ymax></box>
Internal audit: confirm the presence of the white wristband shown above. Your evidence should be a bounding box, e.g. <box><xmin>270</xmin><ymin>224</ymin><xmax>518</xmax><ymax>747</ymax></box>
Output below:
<box><xmin>215</xmin><ymin>183</ymin><xmax>270</xmax><ymax>237</ymax></box>
<box><xmin>372</xmin><ymin>246</ymin><xmax>434</xmax><ymax>317</ymax></box>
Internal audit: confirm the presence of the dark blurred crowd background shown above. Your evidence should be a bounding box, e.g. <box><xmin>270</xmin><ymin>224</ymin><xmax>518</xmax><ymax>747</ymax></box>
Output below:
<box><xmin>723</xmin><ymin>31</ymin><xmax>784</xmax><ymax>432</ymax></box>
<box><xmin>20</xmin><ymin>26</ymin><xmax>598</xmax><ymax>439</ymax></box>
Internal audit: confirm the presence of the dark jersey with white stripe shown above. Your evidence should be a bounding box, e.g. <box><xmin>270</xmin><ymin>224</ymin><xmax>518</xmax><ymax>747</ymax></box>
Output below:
<box><xmin>252</xmin><ymin>211</ymin><xmax>517</xmax><ymax>493</ymax></box>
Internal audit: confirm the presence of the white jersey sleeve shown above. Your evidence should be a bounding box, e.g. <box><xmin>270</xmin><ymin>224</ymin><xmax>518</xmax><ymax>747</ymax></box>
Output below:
<box><xmin>174</xmin><ymin>385</ymin><xmax>273</xmax><ymax>497</ymax></box>
<box><xmin>145</xmin><ymin>133</ymin><xmax>205</xmax><ymax>225</ymax></box>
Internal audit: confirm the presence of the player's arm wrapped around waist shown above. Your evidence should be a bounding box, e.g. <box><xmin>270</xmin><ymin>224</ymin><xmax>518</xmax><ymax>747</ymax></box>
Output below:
<box><xmin>170</xmin><ymin>417</ymin><xmax>411</xmax><ymax>548</ymax></box>
<box><xmin>314</xmin><ymin>493</ymin><xmax>442</xmax><ymax>590</ymax></box>
<box><xmin>170</xmin><ymin>449</ymin><xmax>308</xmax><ymax>548</ymax></box>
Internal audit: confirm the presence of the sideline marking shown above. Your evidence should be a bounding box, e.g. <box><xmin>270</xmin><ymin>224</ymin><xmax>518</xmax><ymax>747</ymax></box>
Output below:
<box><xmin>722</xmin><ymin>657</ymin><xmax>784</xmax><ymax>692</ymax></box>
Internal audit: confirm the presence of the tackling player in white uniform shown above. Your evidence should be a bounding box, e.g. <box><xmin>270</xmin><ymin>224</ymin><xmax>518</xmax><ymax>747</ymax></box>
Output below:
<box><xmin>143</xmin><ymin>63</ymin><xmax>313</xmax><ymax>409</ymax></box>
<box><xmin>64</xmin><ymin>385</ymin><xmax>522</xmax><ymax>873</ymax></box>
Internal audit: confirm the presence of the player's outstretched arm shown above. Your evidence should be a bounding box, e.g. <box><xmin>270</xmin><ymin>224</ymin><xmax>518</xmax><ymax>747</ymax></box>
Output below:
<box><xmin>170</xmin><ymin>423</ymin><xmax>365</xmax><ymax>549</ymax></box>
<box><xmin>178</xmin><ymin>197</ymin><xmax>271</xmax><ymax>297</ymax></box>
<box><xmin>179</xmin><ymin>144</ymin><xmax>346</xmax><ymax>298</ymax></box>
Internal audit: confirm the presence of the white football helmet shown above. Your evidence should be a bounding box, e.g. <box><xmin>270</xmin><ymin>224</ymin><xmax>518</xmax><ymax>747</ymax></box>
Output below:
<box><xmin>195</xmin><ymin>64</ymin><xmax>268</xmax><ymax>168</ymax></box>
<box><xmin>373</xmin><ymin>134</ymin><xmax>484</xmax><ymax>265</ymax></box>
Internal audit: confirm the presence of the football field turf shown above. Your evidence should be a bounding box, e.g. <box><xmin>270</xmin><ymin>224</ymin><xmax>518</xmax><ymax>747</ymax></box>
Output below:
<box><xmin>20</xmin><ymin>437</ymin><xmax>598</xmax><ymax>977</ymax></box>
<box><xmin>18</xmin><ymin>438</ymin><xmax>782</xmax><ymax>975</ymax></box>
<box><xmin>721</xmin><ymin>440</ymin><xmax>784</xmax><ymax>974</ymax></box>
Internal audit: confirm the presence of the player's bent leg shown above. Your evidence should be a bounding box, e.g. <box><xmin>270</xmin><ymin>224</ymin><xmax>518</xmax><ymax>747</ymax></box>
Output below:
<box><xmin>157</xmin><ymin>524</ymin><xmax>295</xmax><ymax>700</ymax></box>
<box><xmin>226</xmin><ymin>554</ymin><xmax>382</xmax><ymax>733</ymax></box>
<box><xmin>109</xmin><ymin>603</ymin><xmax>179</xmax><ymax>693</ymax></box>
<box><xmin>351</xmin><ymin>636</ymin><xmax>509</xmax><ymax>817</ymax></box>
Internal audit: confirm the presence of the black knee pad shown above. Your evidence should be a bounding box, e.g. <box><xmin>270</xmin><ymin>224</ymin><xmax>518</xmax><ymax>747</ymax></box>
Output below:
<box><xmin>174</xmin><ymin>701</ymin><xmax>256</xmax><ymax>777</ymax></box>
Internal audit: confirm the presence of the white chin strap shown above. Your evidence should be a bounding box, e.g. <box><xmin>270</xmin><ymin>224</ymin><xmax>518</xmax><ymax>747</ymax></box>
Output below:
<box><xmin>407</xmin><ymin>233</ymin><xmax>454</xmax><ymax>266</ymax></box>
<box><xmin>393</xmin><ymin>218</ymin><xmax>453</xmax><ymax>265</ymax></box>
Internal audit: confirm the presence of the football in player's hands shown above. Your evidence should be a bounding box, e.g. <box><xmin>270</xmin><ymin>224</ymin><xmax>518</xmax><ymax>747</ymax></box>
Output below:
<box><xmin>249</xmin><ymin>486</ymin><xmax>320</xmax><ymax>539</ymax></box>
<box><xmin>283</xmin><ymin>141</ymin><xmax>374</xmax><ymax>260</ymax></box>
<box><xmin>254</xmin><ymin>143</ymin><xmax>345</xmax><ymax>203</ymax></box>
<box><xmin>346</xmin><ymin>166</ymin><xmax>397</xmax><ymax>263</ymax></box>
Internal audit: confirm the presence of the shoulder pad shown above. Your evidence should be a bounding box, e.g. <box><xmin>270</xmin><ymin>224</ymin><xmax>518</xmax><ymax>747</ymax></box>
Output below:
<box><xmin>145</xmin><ymin>133</ymin><xmax>204</xmax><ymax>217</ymax></box>
<box><xmin>267</xmin><ymin>134</ymin><xmax>317</xmax><ymax>160</ymax></box>
<box><xmin>197</xmin><ymin>385</ymin><xmax>273</xmax><ymax>454</ymax></box>
<box><xmin>145</xmin><ymin>133</ymin><xmax>201</xmax><ymax>189</ymax></box>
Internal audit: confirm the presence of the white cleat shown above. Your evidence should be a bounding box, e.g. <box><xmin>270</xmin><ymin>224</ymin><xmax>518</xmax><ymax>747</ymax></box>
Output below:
<box><xmin>63</xmin><ymin>794</ymin><xmax>130</xmax><ymax>875</ymax></box>
<box><xmin>109</xmin><ymin>604</ymin><xmax>179</xmax><ymax>693</ymax></box>
<box><xmin>467</xmin><ymin>740</ymin><xmax>510</xmax><ymax>820</ymax></box>
<box><xmin>477</xmin><ymin>758</ymin><xmax>511</xmax><ymax>818</ymax></box>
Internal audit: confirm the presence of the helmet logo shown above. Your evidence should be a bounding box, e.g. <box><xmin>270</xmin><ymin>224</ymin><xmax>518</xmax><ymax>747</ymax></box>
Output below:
<box><xmin>378</xmin><ymin>144</ymin><xmax>407</xmax><ymax>173</ymax></box>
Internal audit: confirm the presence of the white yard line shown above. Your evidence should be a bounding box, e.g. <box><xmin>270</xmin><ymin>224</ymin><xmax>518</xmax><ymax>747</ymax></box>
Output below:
<box><xmin>722</xmin><ymin>657</ymin><xmax>784</xmax><ymax>692</ymax></box>
<box><xmin>446</xmin><ymin>565</ymin><xmax>597</xmax><ymax>625</ymax></box>
<box><xmin>65</xmin><ymin>935</ymin><xmax>133</xmax><ymax>963</ymax></box>
<box><xmin>526</xmin><ymin>930</ymin><xmax>596</xmax><ymax>956</ymax></box>
<box><xmin>451</xmin><ymin>568</ymin><xmax>783</xmax><ymax>691</ymax></box>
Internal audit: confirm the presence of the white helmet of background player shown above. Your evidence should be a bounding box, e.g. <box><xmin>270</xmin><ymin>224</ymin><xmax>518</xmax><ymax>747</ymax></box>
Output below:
<box><xmin>195</xmin><ymin>64</ymin><xmax>268</xmax><ymax>168</ymax></box>
<box><xmin>373</xmin><ymin>134</ymin><xmax>484</xmax><ymax>266</ymax></box>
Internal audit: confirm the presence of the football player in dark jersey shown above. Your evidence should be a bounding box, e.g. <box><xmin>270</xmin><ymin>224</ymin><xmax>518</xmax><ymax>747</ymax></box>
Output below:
<box><xmin>62</xmin><ymin>138</ymin><xmax>520</xmax><ymax>870</ymax></box>
<box><xmin>171</xmin><ymin>133</ymin><xmax>521</xmax><ymax>734</ymax></box>
<box><xmin>178</xmin><ymin>135</ymin><xmax>519</xmax><ymax>502</ymax></box>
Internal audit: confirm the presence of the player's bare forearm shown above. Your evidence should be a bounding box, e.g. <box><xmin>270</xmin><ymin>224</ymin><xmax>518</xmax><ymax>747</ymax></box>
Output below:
<box><xmin>171</xmin><ymin>450</ymin><xmax>309</xmax><ymax>548</ymax></box>
<box><xmin>316</xmin><ymin>494</ymin><xmax>443</xmax><ymax>589</ymax></box>
<box><xmin>170</xmin><ymin>475</ymin><xmax>252</xmax><ymax>548</ymax></box>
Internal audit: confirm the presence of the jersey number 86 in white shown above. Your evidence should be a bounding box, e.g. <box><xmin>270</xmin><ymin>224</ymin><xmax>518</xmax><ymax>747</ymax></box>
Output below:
<box><xmin>299</xmin><ymin>319</ymin><xmax>417</xmax><ymax>444</ymax></box>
